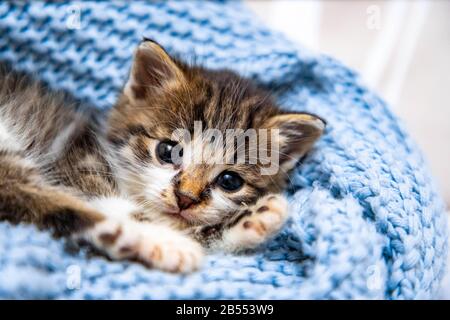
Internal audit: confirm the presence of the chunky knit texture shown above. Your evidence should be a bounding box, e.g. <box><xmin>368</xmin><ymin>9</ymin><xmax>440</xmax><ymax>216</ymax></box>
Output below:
<box><xmin>0</xmin><ymin>1</ymin><xmax>447</xmax><ymax>299</ymax></box>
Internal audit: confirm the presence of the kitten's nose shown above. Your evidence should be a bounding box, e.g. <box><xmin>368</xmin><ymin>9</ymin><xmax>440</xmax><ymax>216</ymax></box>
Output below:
<box><xmin>175</xmin><ymin>190</ymin><xmax>199</xmax><ymax>210</ymax></box>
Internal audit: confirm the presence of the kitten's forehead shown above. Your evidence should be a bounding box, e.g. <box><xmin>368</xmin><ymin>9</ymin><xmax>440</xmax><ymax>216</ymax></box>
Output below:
<box><xmin>148</xmin><ymin>69</ymin><xmax>278</xmax><ymax>134</ymax></box>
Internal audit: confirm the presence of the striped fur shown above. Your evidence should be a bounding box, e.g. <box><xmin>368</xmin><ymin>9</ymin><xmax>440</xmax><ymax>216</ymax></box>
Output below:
<box><xmin>0</xmin><ymin>40</ymin><xmax>325</xmax><ymax>272</ymax></box>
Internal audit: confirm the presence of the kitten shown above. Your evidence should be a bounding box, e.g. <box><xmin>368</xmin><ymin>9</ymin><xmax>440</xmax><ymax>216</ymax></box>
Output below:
<box><xmin>0</xmin><ymin>39</ymin><xmax>325</xmax><ymax>273</ymax></box>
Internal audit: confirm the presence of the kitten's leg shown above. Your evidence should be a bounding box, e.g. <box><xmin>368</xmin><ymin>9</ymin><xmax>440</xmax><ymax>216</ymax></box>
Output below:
<box><xmin>0</xmin><ymin>151</ymin><xmax>202</xmax><ymax>272</ymax></box>
<box><xmin>216</xmin><ymin>194</ymin><xmax>289</xmax><ymax>252</ymax></box>
<box><xmin>0</xmin><ymin>150</ymin><xmax>105</xmax><ymax>235</ymax></box>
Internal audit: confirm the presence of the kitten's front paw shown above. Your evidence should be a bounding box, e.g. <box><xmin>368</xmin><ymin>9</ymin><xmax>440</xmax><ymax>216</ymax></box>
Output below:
<box><xmin>77</xmin><ymin>220</ymin><xmax>203</xmax><ymax>273</ymax></box>
<box><xmin>140</xmin><ymin>231</ymin><xmax>204</xmax><ymax>273</ymax></box>
<box><xmin>223</xmin><ymin>194</ymin><xmax>288</xmax><ymax>251</ymax></box>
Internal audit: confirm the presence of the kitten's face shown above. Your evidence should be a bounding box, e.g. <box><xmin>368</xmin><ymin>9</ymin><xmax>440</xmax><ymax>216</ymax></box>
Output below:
<box><xmin>107</xmin><ymin>40</ymin><xmax>325</xmax><ymax>229</ymax></box>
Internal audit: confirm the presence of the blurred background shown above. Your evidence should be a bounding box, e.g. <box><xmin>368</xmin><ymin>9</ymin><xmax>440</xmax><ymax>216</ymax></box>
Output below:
<box><xmin>246</xmin><ymin>0</ymin><xmax>450</xmax><ymax>207</ymax></box>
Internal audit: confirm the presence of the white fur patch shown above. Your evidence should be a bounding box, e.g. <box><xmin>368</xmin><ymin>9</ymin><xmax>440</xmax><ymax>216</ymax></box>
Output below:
<box><xmin>89</xmin><ymin>197</ymin><xmax>140</xmax><ymax>220</ymax></box>
<box><xmin>210</xmin><ymin>190</ymin><xmax>238</xmax><ymax>212</ymax></box>
<box><xmin>0</xmin><ymin>116</ymin><xmax>21</xmax><ymax>151</ymax></box>
<box><xmin>47</xmin><ymin>121</ymin><xmax>76</xmax><ymax>157</ymax></box>
<box><xmin>144</xmin><ymin>165</ymin><xmax>178</xmax><ymax>200</ymax></box>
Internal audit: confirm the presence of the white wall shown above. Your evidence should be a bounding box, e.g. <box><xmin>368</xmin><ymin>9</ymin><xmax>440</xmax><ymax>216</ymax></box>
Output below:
<box><xmin>246</xmin><ymin>0</ymin><xmax>450</xmax><ymax>206</ymax></box>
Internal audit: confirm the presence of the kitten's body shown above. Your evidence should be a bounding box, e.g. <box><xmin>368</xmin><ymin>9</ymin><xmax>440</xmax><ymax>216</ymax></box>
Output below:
<box><xmin>0</xmin><ymin>40</ymin><xmax>324</xmax><ymax>272</ymax></box>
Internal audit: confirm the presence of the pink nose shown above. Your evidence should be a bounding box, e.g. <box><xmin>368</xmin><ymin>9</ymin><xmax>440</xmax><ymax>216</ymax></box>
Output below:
<box><xmin>175</xmin><ymin>190</ymin><xmax>199</xmax><ymax>210</ymax></box>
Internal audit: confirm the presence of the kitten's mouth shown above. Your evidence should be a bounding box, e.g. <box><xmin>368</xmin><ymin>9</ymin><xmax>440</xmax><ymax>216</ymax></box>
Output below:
<box><xmin>179</xmin><ymin>210</ymin><xmax>196</xmax><ymax>221</ymax></box>
<box><xmin>164</xmin><ymin>208</ymin><xmax>186</xmax><ymax>218</ymax></box>
<box><xmin>164</xmin><ymin>208</ymin><xmax>196</xmax><ymax>223</ymax></box>
<box><xmin>164</xmin><ymin>209</ymin><xmax>182</xmax><ymax>217</ymax></box>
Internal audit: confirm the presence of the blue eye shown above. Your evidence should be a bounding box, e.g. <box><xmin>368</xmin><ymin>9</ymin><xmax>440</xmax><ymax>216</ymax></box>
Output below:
<box><xmin>156</xmin><ymin>141</ymin><xmax>181</xmax><ymax>164</ymax></box>
<box><xmin>216</xmin><ymin>171</ymin><xmax>244</xmax><ymax>192</ymax></box>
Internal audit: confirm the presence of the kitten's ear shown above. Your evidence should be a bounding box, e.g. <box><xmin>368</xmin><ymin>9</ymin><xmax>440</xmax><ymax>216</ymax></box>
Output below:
<box><xmin>125</xmin><ymin>39</ymin><xmax>185</xmax><ymax>101</ymax></box>
<box><xmin>263</xmin><ymin>113</ymin><xmax>326</xmax><ymax>171</ymax></box>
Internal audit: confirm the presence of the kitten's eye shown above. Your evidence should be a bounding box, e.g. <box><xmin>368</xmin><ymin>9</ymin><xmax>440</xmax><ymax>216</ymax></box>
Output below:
<box><xmin>216</xmin><ymin>171</ymin><xmax>244</xmax><ymax>192</ymax></box>
<box><xmin>156</xmin><ymin>140</ymin><xmax>181</xmax><ymax>164</ymax></box>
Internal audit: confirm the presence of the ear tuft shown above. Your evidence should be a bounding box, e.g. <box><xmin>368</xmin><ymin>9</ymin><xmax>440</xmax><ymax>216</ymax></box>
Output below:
<box><xmin>125</xmin><ymin>40</ymin><xmax>185</xmax><ymax>101</ymax></box>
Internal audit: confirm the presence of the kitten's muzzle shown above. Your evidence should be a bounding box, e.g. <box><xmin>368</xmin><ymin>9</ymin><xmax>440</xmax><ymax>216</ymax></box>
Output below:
<box><xmin>175</xmin><ymin>190</ymin><xmax>199</xmax><ymax>210</ymax></box>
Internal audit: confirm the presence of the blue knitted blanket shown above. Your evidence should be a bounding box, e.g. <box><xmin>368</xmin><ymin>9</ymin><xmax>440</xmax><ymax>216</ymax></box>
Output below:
<box><xmin>0</xmin><ymin>1</ymin><xmax>447</xmax><ymax>299</ymax></box>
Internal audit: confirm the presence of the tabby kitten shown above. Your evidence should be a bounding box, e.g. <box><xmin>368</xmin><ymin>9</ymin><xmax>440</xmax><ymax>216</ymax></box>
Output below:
<box><xmin>0</xmin><ymin>40</ymin><xmax>325</xmax><ymax>273</ymax></box>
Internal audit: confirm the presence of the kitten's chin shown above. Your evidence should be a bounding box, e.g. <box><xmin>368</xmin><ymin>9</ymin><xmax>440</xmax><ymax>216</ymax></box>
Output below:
<box><xmin>154</xmin><ymin>202</ymin><xmax>209</xmax><ymax>226</ymax></box>
<box><xmin>163</xmin><ymin>208</ymin><xmax>204</xmax><ymax>226</ymax></box>
<box><xmin>166</xmin><ymin>210</ymin><xmax>194</xmax><ymax>222</ymax></box>
<box><xmin>179</xmin><ymin>209</ymin><xmax>198</xmax><ymax>223</ymax></box>
<box><xmin>158</xmin><ymin>206</ymin><xmax>190</xmax><ymax>220</ymax></box>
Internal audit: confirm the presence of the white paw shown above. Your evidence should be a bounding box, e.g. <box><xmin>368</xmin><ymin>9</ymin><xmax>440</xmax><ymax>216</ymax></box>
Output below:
<box><xmin>223</xmin><ymin>194</ymin><xmax>288</xmax><ymax>250</ymax></box>
<box><xmin>139</xmin><ymin>229</ymin><xmax>204</xmax><ymax>273</ymax></box>
<box><xmin>76</xmin><ymin>219</ymin><xmax>204</xmax><ymax>273</ymax></box>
